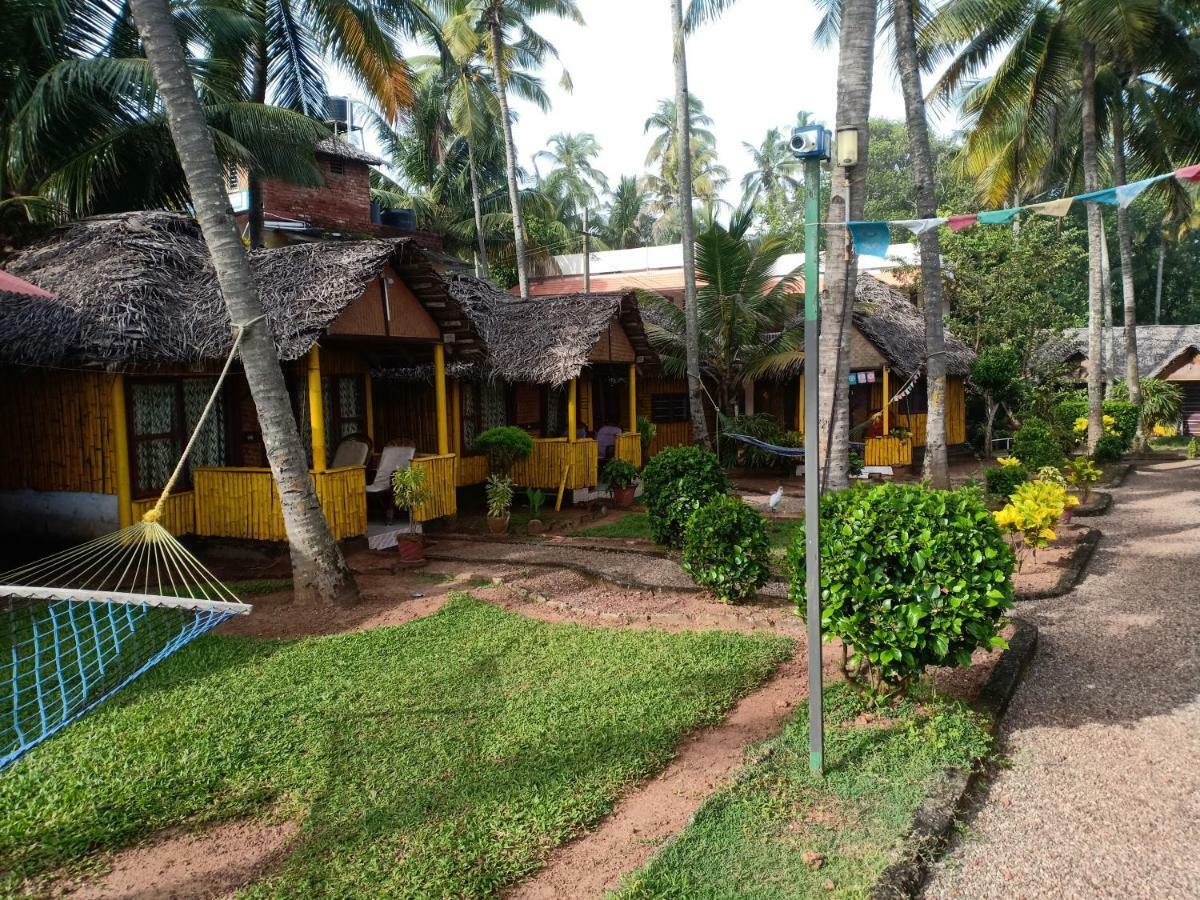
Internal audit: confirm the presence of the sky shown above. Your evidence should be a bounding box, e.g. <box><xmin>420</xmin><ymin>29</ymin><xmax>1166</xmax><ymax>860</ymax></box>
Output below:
<box><xmin>326</xmin><ymin>0</ymin><xmax>959</xmax><ymax>207</ymax></box>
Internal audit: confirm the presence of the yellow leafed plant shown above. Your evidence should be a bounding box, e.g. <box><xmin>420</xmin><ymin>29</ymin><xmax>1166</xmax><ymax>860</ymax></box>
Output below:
<box><xmin>993</xmin><ymin>480</ymin><xmax>1079</xmax><ymax>560</ymax></box>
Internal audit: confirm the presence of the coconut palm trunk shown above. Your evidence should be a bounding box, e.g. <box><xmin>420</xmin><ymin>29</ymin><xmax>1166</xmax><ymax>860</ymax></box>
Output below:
<box><xmin>670</xmin><ymin>0</ymin><xmax>709</xmax><ymax>448</ymax></box>
<box><xmin>467</xmin><ymin>141</ymin><xmax>490</xmax><ymax>278</ymax></box>
<box><xmin>1154</xmin><ymin>233</ymin><xmax>1165</xmax><ymax>323</ymax></box>
<box><xmin>1110</xmin><ymin>102</ymin><xmax>1140</xmax><ymax>406</ymax></box>
<box><xmin>486</xmin><ymin>8</ymin><xmax>530</xmax><ymax>299</ymax></box>
<box><xmin>1081</xmin><ymin>41</ymin><xmax>1106</xmax><ymax>452</ymax></box>
<box><xmin>892</xmin><ymin>0</ymin><xmax>949</xmax><ymax>488</ymax></box>
<box><xmin>128</xmin><ymin>0</ymin><xmax>359</xmax><ymax>606</ymax></box>
<box><xmin>820</xmin><ymin>0</ymin><xmax>877</xmax><ymax>491</ymax></box>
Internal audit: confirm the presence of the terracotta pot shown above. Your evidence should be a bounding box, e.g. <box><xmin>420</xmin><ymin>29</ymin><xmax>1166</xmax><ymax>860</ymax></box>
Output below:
<box><xmin>612</xmin><ymin>486</ymin><xmax>636</xmax><ymax>508</ymax></box>
<box><xmin>527</xmin><ymin>519</ymin><xmax>545</xmax><ymax>535</ymax></box>
<box><xmin>396</xmin><ymin>533</ymin><xmax>425</xmax><ymax>562</ymax></box>
<box><xmin>487</xmin><ymin>515</ymin><xmax>509</xmax><ymax>535</ymax></box>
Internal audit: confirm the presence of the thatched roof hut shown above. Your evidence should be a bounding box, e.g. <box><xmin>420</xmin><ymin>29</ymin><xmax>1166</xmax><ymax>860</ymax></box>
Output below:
<box><xmin>443</xmin><ymin>274</ymin><xmax>658</xmax><ymax>386</ymax></box>
<box><xmin>1054</xmin><ymin>325</ymin><xmax>1200</xmax><ymax>380</ymax></box>
<box><xmin>852</xmin><ymin>274</ymin><xmax>975</xmax><ymax>377</ymax></box>
<box><xmin>0</xmin><ymin>211</ymin><xmax>483</xmax><ymax>369</ymax></box>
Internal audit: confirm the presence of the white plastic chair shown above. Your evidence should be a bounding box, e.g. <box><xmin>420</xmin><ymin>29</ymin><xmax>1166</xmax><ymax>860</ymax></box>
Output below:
<box><xmin>367</xmin><ymin>445</ymin><xmax>415</xmax><ymax>496</ymax></box>
<box><xmin>331</xmin><ymin>437</ymin><xmax>370</xmax><ymax>469</ymax></box>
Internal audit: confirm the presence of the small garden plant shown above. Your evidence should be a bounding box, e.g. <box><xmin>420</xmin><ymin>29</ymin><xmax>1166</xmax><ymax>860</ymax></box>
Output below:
<box><xmin>641</xmin><ymin>446</ymin><xmax>729</xmax><ymax>548</ymax></box>
<box><xmin>392</xmin><ymin>466</ymin><xmax>431</xmax><ymax>530</ymax></box>
<box><xmin>984</xmin><ymin>458</ymin><xmax>1028</xmax><ymax>498</ymax></box>
<box><xmin>1092</xmin><ymin>433</ymin><xmax>1125</xmax><ymax>464</ymax></box>
<box><xmin>787</xmin><ymin>483</ymin><xmax>1014</xmax><ymax>705</ymax></box>
<box><xmin>1189</xmin><ymin>437</ymin><xmax>1199</xmax><ymax>460</ymax></box>
<box><xmin>525</xmin><ymin>487</ymin><xmax>546</xmax><ymax>519</ymax></box>
<box><xmin>682</xmin><ymin>495</ymin><xmax>770</xmax><ymax>603</ymax></box>
<box><xmin>1064</xmin><ymin>457</ymin><xmax>1101</xmax><ymax>501</ymax></box>
<box><xmin>993</xmin><ymin>479</ymin><xmax>1078</xmax><ymax>567</ymax></box>
<box><xmin>475</xmin><ymin>426</ymin><xmax>534</xmax><ymax>474</ymax></box>
<box><xmin>1012</xmin><ymin>417</ymin><xmax>1063</xmax><ymax>470</ymax></box>
<box><xmin>601</xmin><ymin>458</ymin><xmax>639</xmax><ymax>489</ymax></box>
<box><xmin>486</xmin><ymin>474</ymin><xmax>515</xmax><ymax>520</ymax></box>
<box><xmin>636</xmin><ymin>416</ymin><xmax>656</xmax><ymax>458</ymax></box>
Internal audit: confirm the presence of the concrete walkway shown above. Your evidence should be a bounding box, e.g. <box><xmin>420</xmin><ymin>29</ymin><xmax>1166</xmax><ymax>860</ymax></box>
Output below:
<box><xmin>925</xmin><ymin>460</ymin><xmax>1200</xmax><ymax>898</ymax></box>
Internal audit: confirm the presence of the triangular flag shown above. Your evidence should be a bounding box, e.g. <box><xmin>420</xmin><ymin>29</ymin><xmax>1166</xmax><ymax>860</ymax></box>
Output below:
<box><xmin>948</xmin><ymin>214</ymin><xmax>978</xmax><ymax>232</ymax></box>
<box><xmin>978</xmin><ymin>208</ymin><xmax>1022</xmax><ymax>225</ymax></box>
<box><xmin>846</xmin><ymin>221</ymin><xmax>891</xmax><ymax>258</ymax></box>
<box><xmin>1175</xmin><ymin>163</ymin><xmax>1200</xmax><ymax>182</ymax></box>
<box><xmin>1114</xmin><ymin>176</ymin><xmax>1162</xmax><ymax>209</ymax></box>
<box><xmin>1077</xmin><ymin>187</ymin><xmax>1119</xmax><ymax>205</ymax></box>
<box><xmin>892</xmin><ymin>218</ymin><xmax>946</xmax><ymax>236</ymax></box>
<box><xmin>1030</xmin><ymin>197</ymin><xmax>1074</xmax><ymax>217</ymax></box>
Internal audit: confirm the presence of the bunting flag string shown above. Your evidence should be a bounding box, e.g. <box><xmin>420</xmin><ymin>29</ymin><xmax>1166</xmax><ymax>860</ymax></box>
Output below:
<box><xmin>845</xmin><ymin>162</ymin><xmax>1200</xmax><ymax>256</ymax></box>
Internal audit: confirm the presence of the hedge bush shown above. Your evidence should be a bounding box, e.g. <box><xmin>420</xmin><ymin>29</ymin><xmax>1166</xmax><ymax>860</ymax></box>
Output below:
<box><xmin>1056</xmin><ymin>397</ymin><xmax>1138</xmax><ymax>450</ymax></box>
<box><xmin>682</xmin><ymin>495</ymin><xmax>770</xmax><ymax>603</ymax></box>
<box><xmin>1092</xmin><ymin>433</ymin><xmax>1125</xmax><ymax>464</ymax></box>
<box><xmin>984</xmin><ymin>464</ymin><xmax>1028</xmax><ymax>498</ymax></box>
<box><xmin>474</xmin><ymin>427</ymin><xmax>534</xmax><ymax>473</ymax></box>
<box><xmin>717</xmin><ymin>414</ymin><xmax>798</xmax><ymax>470</ymax></box>
<box><xmin>641</xmin><ymin>446</ymin><xmax>729</xmax><ymax>547</ymax></box>
<box><xmin>1011</xmin><ymin>418</ymin><xmax>1063</xmax><ymax>470</ymax></box>
<box><xmin>787</xmin><ymin>483</ymin><xmax>1014</xmax><ymax>702</ymax></box>
<box><xmin>600</xmin><ymin>458</ymin><xmax>639</xmax><ymax>489</ymax></box>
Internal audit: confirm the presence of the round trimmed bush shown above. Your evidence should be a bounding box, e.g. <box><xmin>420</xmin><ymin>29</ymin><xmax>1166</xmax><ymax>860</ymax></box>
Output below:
<box><xmin>1011</xmin><ymin>418</ymin><xmax>1063</xmax><ymax>471</ymax></box>
<box><xmin>1092</xmin><ymin>433</ymin><xmax>1125</xmax><ymax>464</ymax></box>
<box><xmin>474</xmin><ymin>426</ymin><xmax>533</xmax><ymax>473</ymax></box>
<box><xmin>787</xmin><ymin>483</ymin><xmax>1015</xmax><ymax>702</ymax></box>
<box><xmin>682</xmin><ymin>495</ymin><xmax>770</xmax><ymax>603</ymax></box>
<box><xmin>641</xmin><ymin>446</ymin><xmax>729</xmax><ymax>547</ymax></box>
<box><xmin>984</xmin><ymin>464</ymin><xmax>1028</xmax><ymax>498</ymax></box>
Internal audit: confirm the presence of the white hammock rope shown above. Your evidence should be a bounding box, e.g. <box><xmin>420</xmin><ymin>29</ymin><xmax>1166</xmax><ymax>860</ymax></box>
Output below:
<box><xmin>1</xmin><ymin>324</ymin><xmax>257</xmax><ymax>770</ymax></box>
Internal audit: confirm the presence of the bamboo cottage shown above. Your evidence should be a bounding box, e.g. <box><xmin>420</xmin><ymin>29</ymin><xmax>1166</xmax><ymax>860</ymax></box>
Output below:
<box><xmin>0</xmin><ymin>211</ymin><xmax>484</xmax><ymax>540</ymax></box>
<box><xmin>443</xmin><ymin>274</ymin><xmax>658</xmax><ymax>499</ymax></box>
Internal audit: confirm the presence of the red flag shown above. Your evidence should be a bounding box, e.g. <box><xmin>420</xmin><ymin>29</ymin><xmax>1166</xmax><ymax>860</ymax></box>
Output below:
<box><xmin>1176</xmin><ymin>163</ymin><xmax>1200</xmax><ymax>182</ymax></box>
<box><xmin>948</xmin><ymin>214</ymin><xmax>978</xmax><ymax>232</ymax></box>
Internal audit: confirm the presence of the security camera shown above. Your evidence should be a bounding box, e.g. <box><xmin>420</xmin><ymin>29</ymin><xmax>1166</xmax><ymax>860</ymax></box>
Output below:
<box><xmin>790</xmin><ymin>125</ymin><xmax>831</xmax><ymax>160</ymax></box>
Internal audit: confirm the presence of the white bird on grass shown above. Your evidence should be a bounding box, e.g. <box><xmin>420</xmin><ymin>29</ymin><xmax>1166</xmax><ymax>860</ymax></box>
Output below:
<box><xmin>767</xmin><ymin>485</ymin><xmax>784</xmax><ymax>514</ymax></box>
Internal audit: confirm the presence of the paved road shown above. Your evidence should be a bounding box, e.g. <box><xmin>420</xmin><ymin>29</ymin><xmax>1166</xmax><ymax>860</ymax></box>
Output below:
<box><xmin>925</xmin><ymin>459</ymin><xmax>1200</xmax><ymax>899</ymax></box>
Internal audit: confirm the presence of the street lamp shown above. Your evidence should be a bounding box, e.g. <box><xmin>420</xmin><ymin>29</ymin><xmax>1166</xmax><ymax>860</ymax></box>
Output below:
<box><xmin>791</xmin><ymin>122</ymin><xmax>830</xmax><ymax>776</ymax></box>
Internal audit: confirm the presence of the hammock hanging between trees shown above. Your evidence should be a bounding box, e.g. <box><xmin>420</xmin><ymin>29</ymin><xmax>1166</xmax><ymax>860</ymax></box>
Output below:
<box><xmin>0</xmin><ymin>326</ymin><xmax>255</xmax><ymax>771</ymax></box>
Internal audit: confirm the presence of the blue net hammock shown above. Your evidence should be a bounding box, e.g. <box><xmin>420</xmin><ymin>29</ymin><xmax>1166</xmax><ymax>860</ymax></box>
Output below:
<box><xmin>0</xmin><ymin>515</ymin><xmax>250</xmax><ymax>771</ymax></box>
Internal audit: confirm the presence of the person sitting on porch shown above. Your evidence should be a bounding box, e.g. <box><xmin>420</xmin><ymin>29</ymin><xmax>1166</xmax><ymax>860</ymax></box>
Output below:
<box><xmin>596</xmin><ymin>421</ymin><xmax>622</xmax><ymax>462</ymax></box>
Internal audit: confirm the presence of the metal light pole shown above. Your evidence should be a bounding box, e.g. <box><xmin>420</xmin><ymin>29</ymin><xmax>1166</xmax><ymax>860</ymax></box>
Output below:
<box><xmin>791</xmin><ymin>124</ymin><xmax>830</xmax><ymax>775</ymax></box>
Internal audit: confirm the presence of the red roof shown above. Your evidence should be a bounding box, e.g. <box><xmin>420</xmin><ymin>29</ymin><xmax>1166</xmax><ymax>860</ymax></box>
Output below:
<box><xmin>0</xmin><ymin>270</ymin><xmax>55</xmax><ymax>299</ymax></box>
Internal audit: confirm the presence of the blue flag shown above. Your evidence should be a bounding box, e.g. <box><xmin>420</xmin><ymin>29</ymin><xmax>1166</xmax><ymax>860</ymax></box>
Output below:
<box><xmin>847</xmin><ymin>221</ymin><xmax>891</xmax><ymax>258</ymax></box>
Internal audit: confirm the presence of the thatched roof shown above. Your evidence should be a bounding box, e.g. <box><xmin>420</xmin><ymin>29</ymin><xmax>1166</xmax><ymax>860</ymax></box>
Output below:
<box><xmin>1055</xmin><ymin>325</ymin><xmax>1200</xmax><ymax>379</ymax></box>
<box><xmin>315</xmin><ymin>136</ymin><xmax>383</xmax><ymax>166</ymax></box>
<box><xmin>852</xmin><ymin>275</ymin><xmax>975</xmax><ymax>377</ymax></box>
<box><xmin>443</xmin><ymin>274</ymin><xmax>659</xmax><ymax>385</ymax></box>
<box><xmin>0</xmin><ymin>211</ymin><xmax>482</xmax><ymax>368</ymax></box>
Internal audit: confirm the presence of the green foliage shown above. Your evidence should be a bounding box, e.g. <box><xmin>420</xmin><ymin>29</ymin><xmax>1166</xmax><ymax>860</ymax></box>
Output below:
<box><xmin>682</xmin><ymin>496</ymin><xmax>771</xmax><ymax>604</ymax></box>
<box><xmin>971</xmin><ymin>347</ymin><xmax>1021</xmax><ymax>395</ymax></box>
<box><xmin>601</xmin><ymin>458</ymin><xmax>640</xmax><ymax>489</ymax></box>
<box><xmin>0</xmin><ymin>596</ymin><xmax>788</xmax><ymax>897</ymax></box>
<box><xmin>524</xmin><ymin>487</ymin><xmax>546</xmax><ymax>519</ymax></box>
<box><xmin>1012</xmin><ymin>417</ymin><xmax>1063</xmax><ymax>470</ymax></box>
<box><xmin>1092</xmin><ymin>433</ymin><xmax>1125</xmax><ymax>464</ymax></box>
<box><xmin>1055</xmin><ymin>397</ymin><xmax>1138</xmax><ymax>450</ymax></box>
<box><xmin>485</xmin><ymin>474</ymin><xmax>514</xmax><ymax>518</ymax></box>
<box><xmin>717</xmin><ymin>414</ymin><xmax>798</xmax><ymax>470</ymax></box>
<box><xmin>615</xmin><ymin>685</ymin><xmax>990</xmax><ymax>899</ymax></box>
<box><xmin>786</xmin><ymin>484</ymin><xmax>1014</xmax><ymax>702</ymax></box>
<box><xmin>635</xmin><ymin>416</ymin><xmax>657</xmax><ymax>457</ymax></box>
<box><xmin>1189</xmin><ymin>437</ymin><xmax>1199</xmax><ymax>460</ymax></box>
<box><xmin>568</xmin><ymin>512</ymin><xmax>652</xmax><ymax>540</ymax></box>
<box><xmin>1133</xmin><ymin>378</ymin><xmax>1183</xmax><ymax>432</ymax></box>
<box><xmin>1064</xmin><ymin>458</ymin><xmax>1101</xmax><ymax>496</ymax></box>
<box><xmin>391</xmin><ymin>466</ymin><xmax>430</xmax><ymax>522</ymax></box>
<box><xmin>1034</xmin><ymin>465</ymin><xmax>1067</xmax><ymax>487</ymax></box>
<box><xmin>474</xmin><ymin>427</ymin><xmax>534</xmax><ymax>473</ymax></box>
<box><xmin>848</xmin><ymin>449</ymin><xmax>865</xmax><ymax>478</ymax></box>
<box><xmin>641</xmin><ymin>446</ymin><xmax>729</xmax><ymax>547</ymax></box>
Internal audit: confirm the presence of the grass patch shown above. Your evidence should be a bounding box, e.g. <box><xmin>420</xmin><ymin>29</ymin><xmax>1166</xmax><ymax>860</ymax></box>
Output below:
<box><xmin>569</xmin><ymin>511</ymin><xmax>653</xmax><ymax>540</ymax></box>
<box><xmin>225</xmin><ymin>578</ymin><xmax>293</xmax><ymax>596</ymax></box>
<box><xmin>0</xmin><ymin>595</ymin><xmax>788</xmax><ymax>897</ymax></box>
<box><xmin>1149</xmin><ymin>435</ymin><xmax>1190</xmax><ymax>450</ymax></box>
<box><xmin>615</xmin><ymin>684</ymin><xmax>991</xmax><ymax>899</ymax></box>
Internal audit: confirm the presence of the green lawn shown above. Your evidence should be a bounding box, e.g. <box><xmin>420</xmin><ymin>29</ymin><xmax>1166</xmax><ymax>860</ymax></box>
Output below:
<box><xmin>615</xmin><ymin>685</ymin><xmax>991</xmax><ymax>899</ymax></box>
<box><xmin>0</xmin><ymin>595</ymin><xmax>789</xmax><ymax>897</ymax></box>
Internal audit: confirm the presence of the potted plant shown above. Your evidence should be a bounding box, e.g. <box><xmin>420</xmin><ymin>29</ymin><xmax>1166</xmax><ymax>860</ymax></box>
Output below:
<box><xmin>602</xmin><ymin>459</ymin><xmax>640</xmax><ymax>508</ymax></box>
<box><xmin>525</xmin><ymin>488</ymin><xmax>547</xmax><ymax>534</ymax></box>
<box><xmin>486</xmin><ymin>475</ymin><xmax>514</xmax><ymax>534</ymax></box>
<box><xmin>391</xmin><ymin>466</ymin><xmax>431</xmax><ymax>562</ymax></box>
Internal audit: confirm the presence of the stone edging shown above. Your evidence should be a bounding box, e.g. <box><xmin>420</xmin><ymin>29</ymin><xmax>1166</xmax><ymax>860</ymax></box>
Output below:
<box><xmin>1101</xmin><ymin>462</ymin><xmax>1134</xmax><ymax>488</ymax></box>
<box><xmin>1014</xmin><ymin>527</ymin><xmax>1101</xmax><ymax>601</ymax></box>
<box><xmin>1070</xmin><ymin>491</ymin><xmax>1112</xmax><ymax>517</ymax></box>
<box><xmin>869</xmin><ymin>619</ymin><xmax>1039</xmax><ymax>900</ymax></box>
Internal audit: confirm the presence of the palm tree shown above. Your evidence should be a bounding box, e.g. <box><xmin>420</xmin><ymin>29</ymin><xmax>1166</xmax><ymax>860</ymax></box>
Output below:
<box><xmin>642</xmin><ymin>206</ymin><xmax>804</xmax><ymax>415</ymax></box>
<box><xmin>642</xmin><ymin>96</ymin><xmax>730</xmax><ymax>211</ymax></box>
<box><xmin>535</xmin><ymin>131</ymin><xmax>609</xmax><ymax>231</ymax></box>
<box><xmin>478</xmin><ymin>0</ymin><xmax>582</xmax><ymax>299</ymax></box>
<box><xmin>128</xmin><ymin>0</ymin><xmax>358</xmax><ymax>605</ymax></box>
<box><xmin>741</xmin><ymin>128</ymin><xmax>801</xmax><ymax>198</ymax></box>
<box><xmin>601</xmin><ymin>176</ymin><xmax>654</xmax><ymax>249</ymax></box>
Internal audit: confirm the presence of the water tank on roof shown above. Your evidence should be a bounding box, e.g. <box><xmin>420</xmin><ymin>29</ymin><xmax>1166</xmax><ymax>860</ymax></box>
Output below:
<box><xmin>380</xmin><ymin>208</ymin><xmax>417</xmax><ymax>230</ymax></box>
<box><xmin>324</xmin><ymin>96</ymin><xmax>354</xmax><ymax>133</ymax></box>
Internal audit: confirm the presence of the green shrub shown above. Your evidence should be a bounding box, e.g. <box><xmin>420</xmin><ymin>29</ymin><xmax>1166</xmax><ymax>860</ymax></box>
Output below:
<box><xmin>1055</xmin><ymin>397</ymin><xmax>1138</xmax><ymax>450</ymax></box>
<box><xmin>1012</xmin><ymin>418</ymin><xmax>1063</xmax><ymax>470</ymax></box>
<box><xmin>601</xmin><ymin>458</ymin><xmax>639</xmax><ymax>489</ymax></box>
<box><xmin>848</xmin><ymin>450</ymin><xmax>864</xmax><ymax>478</ymax></box>
<box><xmin>474</xmin><ymin>427</ymin><xmax>534</xmax><ymax>473</ymax></box>
<box><xmin>524</xmin><ymin>487</ymin><xmax>546</xmax><ymax>518</ymax></box>
<box><xmin>485</xmin><ymin>475</ymin><xmax>514</xmax><ymax>518</ymax></box>
<box><xmin>1092</xmin><ymin>433</ymin><xmax>1125</xmax><ymax>464</ymax></box>
<box><xmin>1188</xmin><ymin>437</ymin><xmax>1200</xmax><ymax>459</ymax></box>
<box><xmin>682</xmin><ymin>496</ymin><xmax>771</xmax><ymax>603</ymax></box>
<box><xmin>636</xmin><ymin>416</ymin><xmax>657</xmax><ymax>458</ymax></box>
<box><xmin>391</xmin><ymin>466</ymin><xmax>431</xmax><ymax>527</ymax></box>
<box><xmin>787</xmin><ymin>483</ymin><xmax>1014</xmax><ymax>703</ymax></box>
<box><xmin>984</xmin><ymin>464</ymin><xmax>1028</xmax><ymax>498</ymax></box>
<box><xmin>717</xmin><ymin>414</ymin><xmax>797</xmax><ymax>470</ymax></box>
<box><xmin>642</xmin><ymin>446</ymin><xmax>729</xmax><ymax>547</ymax></box>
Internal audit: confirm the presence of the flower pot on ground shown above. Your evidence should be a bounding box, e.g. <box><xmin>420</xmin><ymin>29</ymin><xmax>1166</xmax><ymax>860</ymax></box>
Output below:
<box><xmin>601</xmin><ymin>459</ymin><xmax>640</xmax><ymax>509</ymax></box>
<box><xmin>486</xmin><ymin>475</ymin><xmax>514</xmax><ymax>536</ymax></box>
<box><xmin>391</xmin><ymin>466</ymin><xmax>431</xmax><ymax>561</ymax></box>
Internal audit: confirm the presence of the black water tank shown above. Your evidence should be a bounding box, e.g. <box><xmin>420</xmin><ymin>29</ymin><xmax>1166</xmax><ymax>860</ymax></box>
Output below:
<box><xmin>380</xmin><ymin>208</ymin><xmax>417</xmax><ymax>230</ymax></box>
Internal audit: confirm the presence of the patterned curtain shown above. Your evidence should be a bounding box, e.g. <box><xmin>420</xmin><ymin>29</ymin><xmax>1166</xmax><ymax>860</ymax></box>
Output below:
<box><xmin>130</xmin><ymin>382</ymin><xmax>179</xmax><ymax>495</ymax></box>
<box><xmin>337</xmin><ymin>377</ymin><xmax>363</xmax><ymax>437</ymax></box>
<box><xmin>545</xmin><ymin>385</ymin><xmax>564</xmax><ymax>437</ymax></box>
<box><xmin>182</xmin><ymin>378</ymin><xmax>225</xmax><ymax>472</ymax></box>
<box><xmin>461</xmin><ymin>382</ymin><xmax>478</xmax><ymax>449</ymax></box>
<box><xmin>481</xmin><ymin>381</ymin><xmax>506</xmax><ymax>432</ymax></box>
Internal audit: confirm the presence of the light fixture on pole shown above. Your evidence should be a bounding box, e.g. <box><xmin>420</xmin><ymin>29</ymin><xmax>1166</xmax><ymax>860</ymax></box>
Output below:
<box><xmin>791</xmin><ymin>122</ymin><xmax>830</xmax><ymax>776</ymax></box>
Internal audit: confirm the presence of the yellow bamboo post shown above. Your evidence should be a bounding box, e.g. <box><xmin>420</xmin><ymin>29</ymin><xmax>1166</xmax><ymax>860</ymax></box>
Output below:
<box><xmin>882</xmin><ymin>367</ymin><xmax>890</xmax><ymax>436</ymax></box>
<box><xmin>796</xmin><ymin>373</ymin><xmax>805</xmax><ymax>435</ymax></box>
<box><xmin>434</xmin><ymin>342</ymin><xmax>449</xmax><ymax>455</ymax></box>
<box><xmin>451</xmin><ymin>379</ymin><xmax>462</xmax><ymax>457</ymax></box>
<box><xmin>308</xmin><ymin>346</ymin><xmax>326</xmax><ymax>472</ymax></box>
<box><xmin>364</xmin><ymin>371</ymin><xmax>375</xmax><ymax>446</ymax></box>
<box><xmin>627</xmin><ymin>364</ymin><xmax>638</xmax><ymax>434</ymax></box>
<box><xmin>567</xmin><ymin>377</ymin><xmax>578</xmax><ymax>442</ymax></box>
<box><xmin>112</xmin><ymin>374</ymin><xmax>133</xmax><ymax>528</ymax></box>
<box><xmin>555</xmin><ymin>462</ymin><xmax>571</xmax><ymax>511</ymax></box>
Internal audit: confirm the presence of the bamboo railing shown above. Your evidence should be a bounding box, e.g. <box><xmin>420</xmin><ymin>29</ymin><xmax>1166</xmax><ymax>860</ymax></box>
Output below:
<box><xmin>510</xmin><ymin>439</ymin><xmax>598</xmax><ymax>490</ymax></box>
<box><xmin>411</xmin><ymin>453</ymin><xmax>457</xmax><ymax>521</ymax></box>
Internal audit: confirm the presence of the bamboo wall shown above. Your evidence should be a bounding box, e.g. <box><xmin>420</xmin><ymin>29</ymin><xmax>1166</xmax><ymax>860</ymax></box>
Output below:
<box><xmin>614</xmin><ymin>432</ymin><xmax>642</xmax><ymax>469</ymax></box>
<box><xmin>373</xmin><ymin>380</ymin><xmax>440</xmax><ymax>452</ymax></box>
<box><xmin>510</xmin><ymin>439</ymin><xmax>598</xmax><ymax>490</ymax></box>
<box><xmin>412</xmin><ymin>454</ymin><xmax>457</xmax><ymax>521</ymax></box>
<box><xmin>192</xmin><ymin>466</ymin><xmax>366</xmax><ymax>541</ymax></box>
<box><xmin>864</xmin><ymin>436</ymin><xmax>913</xmax><ymax>467</ymax></box>
<box><xmin>0</xmin><ymin>369</ymin><xmax>118</xmax><ymax>494</ymax></box>
<box><xmin>456</xmin><ymin>454</ymin><xmax>489</xmax><ymax>486</ymax></box>
<box><xmin>131</xmin><ymin>492</ymin><xmax>196</xmax><ymax>536</ymax></box>
<box><xmin>647</xmin><ymin>422</ymin><xmax>692</xmax><ymax>457</ymax></box>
